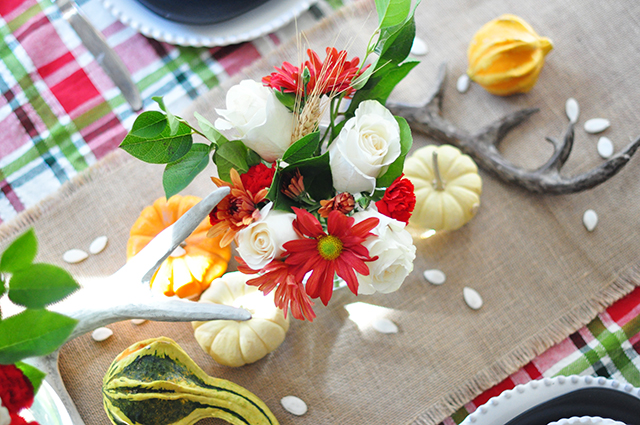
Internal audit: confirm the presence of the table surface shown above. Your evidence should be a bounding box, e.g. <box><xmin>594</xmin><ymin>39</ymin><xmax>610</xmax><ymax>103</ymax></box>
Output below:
<box><xmin>2</xmin><ymin>0</ymin><xmax>640</xmax><ymax>424</ymax></box>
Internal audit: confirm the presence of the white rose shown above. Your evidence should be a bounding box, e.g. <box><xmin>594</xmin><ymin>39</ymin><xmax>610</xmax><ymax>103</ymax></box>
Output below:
<box><xmin>329</xmin><ymin>100</ymin><xmax>401</xmax><ymax>194</ymax></box>
<box><xmin>236</xmin><ymin>205</ymin><xmax>297</xmax><ymax>270</ymax></box>
<box><xmin>353</xmin><ymin>208</ymin><xmax>416</xmax><ymax>294</ymax></box>
<box><xmin>215</xmin><ymin>79</ymin><xmax>294</xmax><ymax>162</ymax></box>
<box><xmin>0</xmin><ymin>399</ymin><xmax>9</xmax><ymax>425</ymax></box>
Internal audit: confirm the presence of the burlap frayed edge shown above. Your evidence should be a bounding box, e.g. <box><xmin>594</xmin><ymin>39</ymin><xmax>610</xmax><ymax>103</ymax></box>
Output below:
<box><xmin>0</xmin><ymin>150</ymin><xmax>133</xmax><ymax>243</ymax></box>
<box><xmin>409</xmin><ymin>263</ymin><xmax>640</xmax><ymax>425</ymax></box>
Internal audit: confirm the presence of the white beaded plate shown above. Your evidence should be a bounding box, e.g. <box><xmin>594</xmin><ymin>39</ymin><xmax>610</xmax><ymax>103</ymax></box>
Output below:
<box><xmin>101</xmin><ymin>0</ymin><xmax>316</xmax><ymax>47</ymax></box>
<box><xmin>460</xmin><ymin>376</ymin><xmax>640</xmax><ymax>425</ymax></box>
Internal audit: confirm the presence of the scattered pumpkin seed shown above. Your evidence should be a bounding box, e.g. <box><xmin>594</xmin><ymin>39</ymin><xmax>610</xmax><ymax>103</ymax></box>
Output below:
<box><xmin>463</xmin><ymin>287</ymin><xmax>483</xmax><ymax>310</ymax></box>
<box><xmin>423</xmin><ymin>269</ymin><xmax>446</xmax><ymax>285</ymax></box>
<box><xmin>584</xmin><ymin>118</ymin><xmax>610</xmax><ymax>134</ymax></box>
<box><xmin>131</xmin><ymin>319</ymin><xmax>146</xmax><ymax>325</ymax></box>
<box><xmin>565</xmin><ymin>98</ymin><xmax>579</xmax><ymax>123</ymax></box>
<box><xmin>410</xmin><ymin>36</ymin><xmax>428</xmax><ymax>56</ymax></box>
<box><xmin>89</xmin><ymin>235</ymin><xmax>108</xmax><ymax>254</ymax></box>
<box><xmin>456</xmin><ymin>74</ymin><xmax>470</xmax><ymax>93</ymax></box>
<box><xmin>92</xmin><ymin>327</ymin><xmax>113</xmax><ymax>342</ymax></box>
<box><xmin>372</xmin><ymin>318</ymin><xmax>399</xmax><ymax>334</ymax></box>
<box><xmin>583</xmin><ymin>209</ymin><xmax>598</xmax><ymax>232</ymax></box>
<box><xmin>281</xmin><ymin>396</ymin><xmax>307</xmax><ymax>416</ymax></box>
<box><xmin>597</xmin><ymin>136</ymin><xmax>614</xmax><ymax>159</ymax></box>
<box><xmin>63</xmin><ymin>249</ymin><xmax>89</xmax><ymax>264</ymax></box>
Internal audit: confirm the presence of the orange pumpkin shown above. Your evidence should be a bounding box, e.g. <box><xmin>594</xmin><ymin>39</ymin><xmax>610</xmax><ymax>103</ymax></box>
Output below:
<box><xmin>127</xmin><ymin>195</ymin><xmax>232</xmax><ymax>299</ymax></box>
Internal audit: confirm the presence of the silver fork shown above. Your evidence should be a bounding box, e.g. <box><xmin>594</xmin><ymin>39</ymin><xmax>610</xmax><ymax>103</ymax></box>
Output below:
<box><xmin>55</xmin><ymin>0</ymin><xmax>143</xmax><ymax>111</ymax></box>
<box><xmin>26</xmin><ymin>186</ymin><xmax>250</xmax><ymax>424</ymax></box>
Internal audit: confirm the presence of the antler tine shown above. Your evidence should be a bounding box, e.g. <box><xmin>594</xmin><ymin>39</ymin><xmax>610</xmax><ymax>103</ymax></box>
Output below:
<box><xmin>388</xmin><ymin>64</ymin><xmax>640</xmax><ymax>194</ymax></box>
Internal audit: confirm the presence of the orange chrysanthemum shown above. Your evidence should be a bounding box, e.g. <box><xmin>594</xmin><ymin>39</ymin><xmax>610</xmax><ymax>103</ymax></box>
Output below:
<box><xmin>237</xmin><ymin>258</ymin><xmax>316</xmax><ymax>322</ymax></box>
<box><xmin>284</xmin><ymin>208</ymin><xmax>379</xmax><ymax>305</ymax></box>
<box><xmin>262</xmin><ymin>47</ymin><xmax>367</xmax><ymax>98</ymax></box>
<box><xmin>208</xmin><ymin>168</ymin><xmax>268</xmax><ymax>247</ymax></box>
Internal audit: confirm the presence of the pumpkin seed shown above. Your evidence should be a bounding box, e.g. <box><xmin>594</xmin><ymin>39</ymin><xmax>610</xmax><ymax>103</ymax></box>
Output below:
<box><xmin>584</xmin><ymin>118</ymin><xmax>610</xmax><ymax>134</ymax></box>
<box><xmin>410</xmin><ymin>36</ymin><xmax>428</xmax><ymax>56</ymax></box>
<box><xmin>423</xmin><ymin>269</ymin><xmax>446</xmax><ymax>285</ymax></box>
<box><xmin>565</xmin><ymin>98</ymin><xmax>579</xmax><ymax>123</ymax></box>
<box><xmin>456</xmin><ymin>74</ymin><xmax>470</xmax><ymax>93</ymax></box>
<box><xmin>583</xmin><ymin>209</ymin><xmax>598</xmax><ymax>232</ymax></box>
<box><xmin>281</xmin><ymin>396</ymin><xmax>307</xmax><ymax>416</ymax></box>
<box><xmin>131</xmin><ymin>319</ymin><xmax>146</xmax><ymax>325</ymax></box>
<box><xmin>463</xmin><ymin>287</ymin><xmax>483</xmax><ymax>310</ymax></box>
<box><xmin>597</xmin><ymin>136</ymin><xmax>614</xmax><ymax>159</ymax></box>
<box><xmin>63</xmin><ymin>249</ymin><xmax>89</xmax><ymax>264</ymax></box>
<box><xmin>372</xmin><ymin>318</ymin><xmax>399</xmax><ymax>334</ymax></box>
<box><xmin>89</xmin><ymin>235</ymin><xmax>108</xmax><ymax>254</ymax></box>
<box><xmin>92</xmin><ymin>327</ymin><xmax>113</xmax><ymax>342</ymax></box>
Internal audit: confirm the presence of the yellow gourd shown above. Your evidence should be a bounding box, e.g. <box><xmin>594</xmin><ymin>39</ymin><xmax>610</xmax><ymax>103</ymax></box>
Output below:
<box><xmin>192</xmin><ymin>271</ymin><xmax>290</xmax><ymax>367</ymax></box>
<box><xmin>403</xmin><ymin>145</ymin><xmax>482</xmax><ymax>231</ymax></box>
<box><xmin>127</xmin><ymin>195</ymin><xmax>231</xmax><ymax>299</ymax></box>
<box><xmin>467</xmin><ymin>14</ymin><xmax>553</xmax><ymax>96</ymax></box>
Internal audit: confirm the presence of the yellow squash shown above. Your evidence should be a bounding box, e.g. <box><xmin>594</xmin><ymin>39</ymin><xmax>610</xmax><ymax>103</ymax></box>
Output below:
<box><xmin>193</xmin><ymin>271</ymin><xmax>289</xmax><ymax>367</ymax></box>
<box><xmin>467</xmin><ymin>14</ymin><xmax>553</xmax><ymax>96</ymax></box>
<box><xmin>127</xmin><ymin>195</ymin><xmax>231</xmax><ymax>299</ymax></box>
<box><xmin>403</xmin><ymin>145</ymin><xmax>482</xmax><ymax>231</ymax></box>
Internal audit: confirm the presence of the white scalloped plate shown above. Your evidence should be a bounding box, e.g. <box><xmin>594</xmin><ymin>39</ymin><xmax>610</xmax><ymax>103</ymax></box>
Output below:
<box><xmin>548</xmin><ymin>417</ymin><xmax>625</xmax><ymax>425</ymax></box>
<box><xmin>460</xmin><ymin>376</ymin><xmax>640</xmax><ymax>425</ymax></box>
<box><xmin>101</xmin><ymin>0</ymin><xmax>317</xmax><ymax>47</ymax></box>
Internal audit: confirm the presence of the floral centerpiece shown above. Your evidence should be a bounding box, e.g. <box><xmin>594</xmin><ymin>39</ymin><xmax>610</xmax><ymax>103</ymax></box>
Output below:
<box><xmin>120</xmin><ymin>0</ymin><xmax>421</xmax><ymax>321</ymax></box>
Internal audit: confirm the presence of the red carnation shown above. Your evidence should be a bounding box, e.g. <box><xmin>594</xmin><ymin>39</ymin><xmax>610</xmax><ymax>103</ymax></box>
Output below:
<box><xmin>375</xmin><ymin>176</ymin><xmax>416</xmax><ymax>224</ymax></box>
<box><xmin>0</xmin><ymin>364</ymin><xmax>35</xmax><ymax>414</ymax></box>
<box><xmin>240</xmin><ymin>163</ymin><xmax>276</xmax><ymax>196</ymax></box>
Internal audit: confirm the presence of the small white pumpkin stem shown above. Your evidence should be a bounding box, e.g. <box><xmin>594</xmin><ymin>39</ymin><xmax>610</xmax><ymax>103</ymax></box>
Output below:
<box><xmin>432</xmin><ymin>150</ymin><xmax>445</xmax><ymax>191</ymax></box>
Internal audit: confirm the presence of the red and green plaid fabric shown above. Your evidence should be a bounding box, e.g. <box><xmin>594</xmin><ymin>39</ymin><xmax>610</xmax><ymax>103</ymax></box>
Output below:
<box><xmin>443</xmin><ymin>287</ymin><xmax>640</xmax><ymax>424</ymax></box>
<box><xmin>0</xmin><ymin>0</ymin><xmax>326</xmax><ymax>223</ymax></box>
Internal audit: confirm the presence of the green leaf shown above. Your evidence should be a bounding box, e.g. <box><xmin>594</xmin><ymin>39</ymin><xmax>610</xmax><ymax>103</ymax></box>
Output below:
<box><xmin>282</xmin><ymin>132</ymin><xmax>320</xmax><ymax>163</ymax></box>
<box><xmin>153</xmin><ymin>96</ymin><xmax>179</xmax><ymax>135</ymax></box>
<box><xmin>376</xmin><ymin>15</ymin><xmax>417</xmax><ymax>64</ymax></box>
<box><xmin>275</xmin><ymin>91</ymin><xmax>297</xmax><ymax>111</ymax></box>
<box><xmin>213</xmin><ymin>140</ymin><xmax>250</xmax><ymax>182</ymax></box>
<box><xmin>120</xmin><ymin>121</ymin><xmax>193</xmax><ymax>164</ymax></box>
<box><xmin>0</xmin><ymin>309</ymin><xmax>77</xmax><ymax>364</ymax></box>
<box><xmin>376</xmin><ymin>116</ymin><xmax>413</xmax><ymax>188</ymax></box>
<box><xmin>128</xmin><ymin>111</ymin><xmax>167</xmax><ymax>139</ymax></box>
<box><xmin>193</xmin><ymin>111</ymin><xmax>228</xmax><ymax>145</ymax></box>
<box><xmin>8</xmin><ymin>263</ymin><xmax>79</xmax><ymax>308</ymax></box>
<box><xmin>375</xmin><ymin>0</ymin><xmax>411</xmax><ymax>29</ymax></box>
<box><xmin>163</xmin><ymin>144</ymin><xmax>211</xmax><ymax>198</ymax></box>
<box><xmin>16</xmin><ymin>361</ymin><xmax>46</xmax><ymax>394</ymax></box>
<box><xmin>0</xmin><ymin>228</ymin><xmax>37</xmax><ymax>273</ymax></box>
<box><xmin>246</xmin><ymin>149</ymin><xmax>262</xmax><ymax>168</ymax></box>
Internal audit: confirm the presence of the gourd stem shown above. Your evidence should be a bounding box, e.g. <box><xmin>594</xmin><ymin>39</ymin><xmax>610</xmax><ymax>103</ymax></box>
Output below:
<box><xmin>432</xmin><ymin>150</ymin><xmax>445</xmax><ymax>191</ymax></box>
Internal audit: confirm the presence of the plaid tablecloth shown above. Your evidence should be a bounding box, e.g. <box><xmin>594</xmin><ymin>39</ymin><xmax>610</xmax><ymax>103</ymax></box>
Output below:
<box><xmin>1</xmin><ymin>0</ymin><xmax>640</xmax><ymax>423</ymax></box>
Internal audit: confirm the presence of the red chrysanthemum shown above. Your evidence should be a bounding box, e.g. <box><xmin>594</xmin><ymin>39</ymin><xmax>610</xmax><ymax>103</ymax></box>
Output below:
<box><xmin>0</xmin><ymin>364</ymin><xmax>35</xmax><ymax>414</ymax></box>
<box><xmin>262</xmin><ymin>47</ymin><xmax>367</xmax><ymax>98</ymax></box>
<box><xmin>10</xmin><ymin>412</ymin><xmax>40</xmax><ymax>425</ymax></box>
<box><xmin>376</xmin><ymin>175</ymin><xmax>416</xmax><ymax>224</ymax></box>
<box><xmin>283</xmin><ymin>208</ymin><xmax>379</xmax><ymax>305</ymax></box>
<box><xmin>240</xmin><ymin>163</ymin><xmax>276</xmax><ymax>196</ymax></box>
<box><xmin>208</xmin><ymin>168</ymin><xmax>268</xmax><ymax>247</ymax></box>
<box><xmin>237</xmin><ymin>258</ymin><xmax>316</xmax><ymax>321</ymax></box>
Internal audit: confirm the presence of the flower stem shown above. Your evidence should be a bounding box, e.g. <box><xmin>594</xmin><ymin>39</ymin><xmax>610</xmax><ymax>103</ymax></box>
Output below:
<box><xmin>432</xmin><ymin>150</ymin><xmax>445</xmax><ymax>191</ymax></box>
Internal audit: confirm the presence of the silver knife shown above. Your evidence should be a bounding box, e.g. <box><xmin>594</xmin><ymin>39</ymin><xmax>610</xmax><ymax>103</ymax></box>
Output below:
<box><xmin>55</xmin><ymin>0</ymin><xmax>143</xmax><ymax>111</ymax></box>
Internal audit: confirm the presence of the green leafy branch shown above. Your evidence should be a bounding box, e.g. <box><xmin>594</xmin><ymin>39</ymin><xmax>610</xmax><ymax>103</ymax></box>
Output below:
<box><xmin>0</xmin><ymin>229</ymin><xmax>80</xmax><ymax>392</ymax></box>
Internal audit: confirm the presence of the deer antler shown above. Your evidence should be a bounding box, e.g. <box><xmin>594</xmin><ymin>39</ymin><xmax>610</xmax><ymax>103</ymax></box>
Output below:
<box><xmin>387</xmin><ymin>63</ymin><xmax>640</xmax><ymax>194</ymax></box>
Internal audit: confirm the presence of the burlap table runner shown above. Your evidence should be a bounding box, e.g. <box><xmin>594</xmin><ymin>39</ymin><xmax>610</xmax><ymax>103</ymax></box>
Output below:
<box><xmin>2</xmin><ymin>0</ymin><xmax>640</xmax><ymax>424</ymax></box>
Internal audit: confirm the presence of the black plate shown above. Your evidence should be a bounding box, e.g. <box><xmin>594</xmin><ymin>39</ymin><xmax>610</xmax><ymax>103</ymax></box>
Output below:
<box><xmin>505</xmin><ymin>388</ymin><xmax>640</xmax><ymax>424</ymax></box>
<box><xmin>134</xmin><ymin>0</ymin><xmax>270</xmax><ymax>25</ymax></box>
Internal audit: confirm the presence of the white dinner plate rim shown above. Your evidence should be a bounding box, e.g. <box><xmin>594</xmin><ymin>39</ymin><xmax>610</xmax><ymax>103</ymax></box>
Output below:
<box><xmin>460</xmin><ymin>375</ymin><xmax>640</xmax><ymax>425</ymax></box>
<box><xmin>101</xmin><ymin>0</ymin><xmax>317</xmax><ymax>47</ymax></box>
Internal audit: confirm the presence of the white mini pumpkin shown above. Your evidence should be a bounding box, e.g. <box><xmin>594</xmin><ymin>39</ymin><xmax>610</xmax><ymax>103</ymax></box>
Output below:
<box><xmin>192</xmin><ymin>271</ymin><xmax>289</xmax><ymax>367</ymax></box>
<box><xmin>403</xmin><ymin>144</ymin><xmax>482</xmax><ymax>231</ymax></box>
